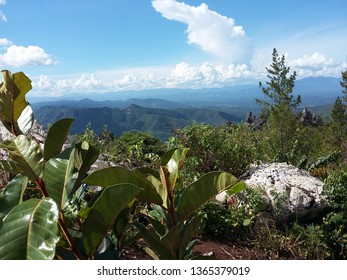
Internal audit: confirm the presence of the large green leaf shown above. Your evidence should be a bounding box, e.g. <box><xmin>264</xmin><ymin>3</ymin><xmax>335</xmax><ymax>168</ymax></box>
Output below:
<box><xmin>161</xmin><ymin>148</ymin><xmax>190</xmax><ymax>191</ymax></box>
<box><xmin>178</xmin><ymin>213</ymin><xmax>205</xmax><ymax>259</ymax></box>
<box><xmin>82</xmin><ymin>183</ymin><xmax>141</xmax><ymax>257</ymax></box>
<box><xmin>134</xmin><ymin>222</ymin><xmax>173</xmax><ymax>260</ymax></box>
<box><xmin>177</xmin><ymin>171</ymin><xmax>242</xmax><ymax>220</ymax></box>
<box><xmin>0</xmin><ymin>175</ymin><xmax>27</xmax><ymax>221</ymax></box>
<box><xmin>0</xmin><ymin>135</ymin><xmax>44</xmax><ymax>183</ymax></box>
<box><xmin>0</xmin><ymin>197</ymin><xmax>59</xmax><ymax>260</ymax></box>
<box><xmin>43</xmin><ymin>157</ymin><xmax>74</xmax><ymax>208</ymax></box>
<box><xmin>17</xmin><ymin>104</ymin><xmax>34</xmax><ymax>135</ymax></box>
<box><xmin>0</xmin><ymin>70</ymin><xmax>33</xmax><ymax>135</ymax></box>
<box><xmin>62</xmin><ymin>141</ymin><xmax>98</xmax><ymax>199</ymax></box>
<box><xmin>44</xmin><ymin>118</ymin><xmax>74</xmax><ymax>160</ymax></box>
<box><xmin>69</xmin><ymin>141</ymin><xmax>98</xmax><ymax>194</ymax></box>
<box><xmin>83</xmin><ymin>167</ymin><xmax>163</xmax><ymax>205</ymax></box>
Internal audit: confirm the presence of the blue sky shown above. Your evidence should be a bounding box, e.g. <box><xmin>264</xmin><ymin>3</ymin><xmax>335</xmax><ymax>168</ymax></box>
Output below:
<box><xmin>0</xmin><ymin>0</ymin><xmax>346</xmax><ymax>97</ymax></box>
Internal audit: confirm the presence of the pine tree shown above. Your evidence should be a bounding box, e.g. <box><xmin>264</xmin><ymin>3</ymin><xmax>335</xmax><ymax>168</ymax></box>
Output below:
<box><xmin>341</xmin><ymin>70</ymin><xmax>347</xmax><ymax>102</ymax></box>
<box><xmin>257</xmin><ymin>48</ymin><xmax>301</xmax><ymax>112</ymax></box>
<box><xmin>257</xmin><ymin>48</ymin><xmax>301</xmax><ymax>162</ymax></box>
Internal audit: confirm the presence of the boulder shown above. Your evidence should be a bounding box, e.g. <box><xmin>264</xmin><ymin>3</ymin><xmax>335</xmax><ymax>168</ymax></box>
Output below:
<box><xmin>244</xmin><ymin>162</ymin><xmax>326</xmax><ymax>223</ymax></box>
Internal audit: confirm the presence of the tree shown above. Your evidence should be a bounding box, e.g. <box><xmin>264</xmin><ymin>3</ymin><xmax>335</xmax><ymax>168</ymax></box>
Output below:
<box><xmin>257</xmin><ymin>48</ymin><xmax>301</xmax><ymax>113</ymax></box>
<box><xmin>330</xmin><ymin>96</ymin><xmax>346</xmax><ymax>149</ymax></box>
<box><xmin>257</xmin><ymin>48</ymin><xmax>301</xmax><ymax>162</ymax></box>
<box><xmin>341</xmin><ymin>70</ymin><xmax>347</xmax><ymax>100</ymax></box>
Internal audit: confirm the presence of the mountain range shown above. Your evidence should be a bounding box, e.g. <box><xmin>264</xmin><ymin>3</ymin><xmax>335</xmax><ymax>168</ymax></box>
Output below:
<box><xmin>31</xmin><ymin>76</ymin><xmax>343</xmax><ymax>140</ymax></box>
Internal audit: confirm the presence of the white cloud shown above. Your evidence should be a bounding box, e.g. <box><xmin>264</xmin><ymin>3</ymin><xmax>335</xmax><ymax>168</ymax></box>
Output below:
<box><xmin>73</xmin><ymin>74</ymin><xmax>102</xmax><ymax>91</ymax></box>
<box><xmin>30</xmin><ymin>62</ymin><xmax>257</xmax><ymax>96</ymax></box>
<box><xmin>0</xmin><ymin>11</ymin><xmax>6</xmax><ymax>22</ymax></box>
<box><xmin>289</xmin><ymin>52</ymin><xmax>344</xmax><ymax>78</ymax></box>
<box><xmin>0</xmin><ymin>0</ymin><xmax>6</xmax><ymax>5</ymax></box>
<box><xmin>112</xmin><ymin>71</ymin><xmax>162</xmax><ymax>91</ymax></box>
<box><xmin>167</xmin><ymin>61</ymin><xmax>254</xmax><ymax>87</ymax></box>
<box><xmin>30</xmin><ymin>52</ymin><xmax>347</xmax><ymax>97</ymax></box>
<box><xmin>152</xmin><ymin>0</ymin><xmax>252</xmax><ymax>64</ymax></box>
<box><xmin>0</xmin><ymin>45</ymin><xmax>56</xmax><ymax>67</ymax></box>
<box><xmin>290</xmin><ymin>53</ymin><xmax>334</xmax><ymax>70</ymax></box>
<box><xmin>0</xmin><ymin>37</ymin><xmax>11</xmax><ymax>46</ymax></box>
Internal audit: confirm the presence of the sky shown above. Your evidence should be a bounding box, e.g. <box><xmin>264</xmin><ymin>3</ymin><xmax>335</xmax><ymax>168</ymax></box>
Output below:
<box><xmin>0</xmin><ymin>0</ymin><xmax>347</xmax><ymax>97</ymax></box>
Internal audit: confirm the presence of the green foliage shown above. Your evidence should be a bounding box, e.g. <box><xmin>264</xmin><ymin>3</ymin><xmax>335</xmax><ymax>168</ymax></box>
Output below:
<box><xmin>0</xmin><ymin>70</ymin><xmax>34</xmax><ymax>136</ymax></box>
<box><xmin>253</xmin><ymin>223</ymin><xmax>330</xmax><ymax>259</ymax></box>
<box><xmin>177</xmin><ymin>122</ymin><xmax>257</xmax><ymax>177</ymax></box>
<box><xmin>341</xmin><ymin>69</ymin><xmax>347</xmax><ymax>99</ymax></box>
<box><xmin>132</xmin><ymin>148</ymin><xmax>245</xmax><ymax>259</ymax></box>
<box><xmin>0</xmin><ymin>197</ymin><xmax>59</xmax><ymax>260</ymax></box>
<box><xmin>0</xmin><ymin>71</ymin><xmax>142</xmax><ymax>259</ymax></box>
<box><xmin>321</xmin><ymin>169</ymin><xmax>347</xmax><ymax>259</ymax></box>
<box><xmin>257</xmin><ymin>48</ymin><xmax>301</xmax><ymax>111</ymax></box>
<box><xmin>202</xmin><ymin>186</ymin><xmax>266</xmax><ymax>241</ymax></box>
<box><xmin>256</xmin><ymin>48</ymin><xmax>302</xmax><ymax>162</ymax></box>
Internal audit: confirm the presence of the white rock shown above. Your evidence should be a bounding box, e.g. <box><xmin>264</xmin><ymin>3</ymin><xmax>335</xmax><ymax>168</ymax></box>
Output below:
<box><xmin>244</xmin><ymin>162</ymin><xmax>326</xmax><ymax>222</ymax></box>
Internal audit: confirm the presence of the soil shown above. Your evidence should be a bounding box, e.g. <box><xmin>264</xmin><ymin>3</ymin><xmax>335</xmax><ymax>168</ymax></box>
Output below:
<box><xmin>123</xmin><ymin>238</ymin><xmax>272</xmax><ymax>260</ymax></box>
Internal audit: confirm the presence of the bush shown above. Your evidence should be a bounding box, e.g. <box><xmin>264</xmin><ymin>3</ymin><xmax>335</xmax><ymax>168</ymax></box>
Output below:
<box><xmin>177</xmin><ymin>122</ymin><xmax>257</xmax><ymax>177</ymax></box>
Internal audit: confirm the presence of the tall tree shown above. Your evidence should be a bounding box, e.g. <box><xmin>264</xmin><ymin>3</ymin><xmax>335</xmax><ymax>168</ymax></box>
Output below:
<box><xmin>257</xmin><ymin>48</ymin><xmax>301</xmax><ymax>162</ymax></box>
<box><xmin>330</xmin><ymin>96</ymin><xmax>346</xmax><ymax>148</ymax></box>
<box><xmin>341</xmin><ymin>70</ymin><xmax>347</xmax><ymax>102</ymax></box>
<box><xmin>257</xmin><ymin>48</ymin><xmax>301</xmax><ymax>111</ymax></box>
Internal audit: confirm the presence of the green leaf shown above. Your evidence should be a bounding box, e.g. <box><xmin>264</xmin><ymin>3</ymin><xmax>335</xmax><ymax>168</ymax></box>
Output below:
<box><xmin>134</xmin><ymin>222</ymin><xmax>172</xmax><ymax>260</ymax></box>
<box><xmin>0</xmin><ymin>70</ymin><xmax>33</xmax><ymax>135</ymax></box>
<box><xmin>227</xmin><ymin>181</ymin><xmax>247</xmax><ymax>195</ymax></box>
<box><xmin>44</xmin><ymin>118</ymin><xmax>74</xmax><ymax>160</ymax></box>
<box><xmin>0</xmin><ymin>175</ymin><xmax>27</xmax><ymax>221</ymax></box>
<box><xmin>64</xmin><ymin>141</ymin><xmax>99</xmax><ymax>198</ymax></box>
<box><xmin>17</xmin><ymin>104</ymin><xmax>34</xmax><ymax>135</ymax></box>
<box><xmin>113</xmin><ymin>207</ymin><xmax>131</xmax><ymax>238</ymax></box>
<box><xmin>179</xmin><ymin>213</ymin><xmax>205</xmax><ymax>259</ymax></box>
<box><xmin>243</xmin><ymin>218</ymin><xmax>252</xmax><ymax>226</ymax></box>
<box><xmin>82</xmin><ymin>183</ymin><xmax>141</xmax><ymax>257</ymax></box>
<box><xmin>43</xmin><ymin>157</ymin><xmax>74</xmax><ymax>208</ymax></box>
<box><xmin>177</xmin><ymin>171</ymin><xmax>240</xmax><ymax>220</ymax></box>
<box><xmin>161</xmin><ymin>148</ymin><xmax>190</xmax><ymax>190</ymax></box>
<box><xmin>0</xmin><ymin>197</ymin><xmax>59</xmax><ymax>260</ymax></box>
<box><xmin>83</xmin><ymin>167</ymin><xmax>163</xmax><ymax>205</ymax></box>
<box><xmin>0</xmin><ymin>135</ymin><xmax>44</xmax><ymax>183</ymax></box>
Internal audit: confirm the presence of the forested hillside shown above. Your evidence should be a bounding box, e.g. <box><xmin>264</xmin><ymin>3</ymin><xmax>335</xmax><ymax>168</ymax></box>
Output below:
<box><xmin>34</xmin><ymin>104</ymin><xmax>241</xmax><ymax>139</ymax></box>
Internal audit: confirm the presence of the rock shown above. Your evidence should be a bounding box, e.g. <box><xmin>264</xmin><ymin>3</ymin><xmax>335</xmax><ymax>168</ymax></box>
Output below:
<box><xmin>244</xmin><ymin>162</ymin><xmax>326</xmax><ymax>223</ymax></box>
<box><xmin>301</xmin><ymin>107</ymin><xmax>318</xmax><ymax>126</ymax></box>
<box><xmin>243</xmin><ymin>111</ymin><xmax>266</xmax><ymax>130</ymax></box>
<box><xmin>0</xmin><ymin>122</ymin><xmax>13</xmax><ymax>141</ymax></box>
<box><xmin>0</xmin><ymin>120</ymin><xmax>47</xmax><ymax>143</ymax></box>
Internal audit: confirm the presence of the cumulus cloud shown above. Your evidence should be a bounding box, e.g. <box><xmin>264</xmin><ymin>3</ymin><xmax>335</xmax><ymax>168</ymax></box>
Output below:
<box><xmin>167</xmin><ymin>61</ymin><xmax>253</xmax><ymax>87</ymax></box>
<box><xmin>30</xmin><ymin>52</ymin><xmax>346</xmax><ymax>97</ymax></box>
<box><xmin>112</xmin><ymin>71</ymin><xmax>163</xmax><ymax>91</ymax></box>
<box><xmin>290</xmin><ymin>52</ymin><xmax>334</xmax><ymax>70</ymax></box>
<box><xmin>152</xmin><ymin>0</ymin><xmax>252</xmax><ymax>64</ymax></box>
<box><xmin>0</xmin><ymin>37</ymin><xmax>11</xmax><ymax>46</ymax></box>
<box><xmin>289</xmin><ymin>52</ymin><xmax>344</xmax><ymax>77</ymax></box>
<box><xmin>0</xmin><ymin>45</ymin><xmax>55</xmax><ymax>67</ymax></box>
<box><xmin>33</xmin><ymin>74</ymin><xmax>104</xmax><ymax>95</ymax></box>
<box><xmin>73</xmin><ymin>74</ymin><xmax>102</xmax><ymax>91</ymax></box>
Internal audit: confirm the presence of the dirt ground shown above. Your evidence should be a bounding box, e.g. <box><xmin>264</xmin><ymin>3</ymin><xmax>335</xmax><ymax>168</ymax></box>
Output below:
<box><xmin>123</xmin><ymin>238</ymin><xmax>271</xmax><ymax>260</ymax></box>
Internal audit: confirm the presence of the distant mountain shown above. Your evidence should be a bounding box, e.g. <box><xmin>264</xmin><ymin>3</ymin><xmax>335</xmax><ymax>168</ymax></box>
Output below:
<box><xmin>34</xmin><ymin>104</ymin><xmax>242</xmax><ymax>140</ymax></box>
<box><xmin>29</xmin><ymin>76</ymin><xmax>343</xmax><ymax>109</ymax></box>
<box><xmin>32</xmin><ymin>98</ymin><xmax>186</xmax><ymax>110</ymax></box>
<box><xmin>31</xmin><ymin>76</ymin><xmax>342</xmax><ymax>139</ymax></box>
<box><xmin>295</xmin><ymin>76</ymin><xmax>342</xmax><ymax>106</ymax></box>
